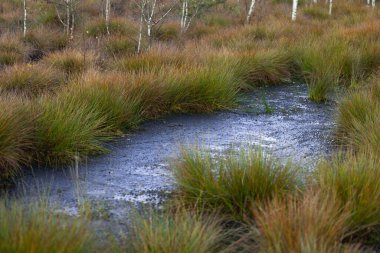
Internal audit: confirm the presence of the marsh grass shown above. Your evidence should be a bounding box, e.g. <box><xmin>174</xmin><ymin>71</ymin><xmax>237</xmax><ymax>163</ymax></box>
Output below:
<box><xmin>0</xmin><ymin>64</ymin><xmax>65</xmax><ymax>97</ymax></box>
<box><xmin>253</xmin><ymin>190</ymin><xmax>363</xmax><ymax>253</ymax></box>
<box><xmin>163</xmin><ymin>64</ymin><xmax>239</xmax><ymax>113</ymax></box>
<box><xmin>154</xmin><ymin>22</ymin><xmax>181</xmax><ymax>41</ymax></box>
<box><xmin>303</xmin><ymin>6</ymin><xmax>330</xmax><ymax>20</ymax></box>
<box><xmin>113</xmin><ymin>46</ymin><xmax>190</xmax><ymax>72</ymax></box>
<box><xmin>173</xmin><ymin>148</ymin><xmax>301</xmax><ymax>220</ymax></box>
<box><xmin>316</xmin><ymin>152</ymin><xmax>380</xmax><ymax>239</ymax></box>
<box><xmin>0</xmin><ymin>97</ymin><xmax>33</xmax><ymax>179</ymax></box>
<box><xmin>336</xmin><ymin>76</ymin><xmax>380</xmax><ymax>153</ymax></box>
<box><xmin>237</xmin><ymin>50</ymin><xmax>297</xmax><ymax>87</ymax></box>
<box><xmin>129</xmin><ymin>209</ymin><xmax>227</xmax><ymax>253</ymax></box>
<box><xmin>104</xmin><ymin>36</ymin><xmax>137</xmax><ymax>56</ymax></box>
<box><xmin>43</xmin><ymin>49</ymin><xmax>96</xmax><ymax>77</ymax></box>
<box><xmin>24</xmin><ymin>29</ymin><xmax>68</xmax><ymax>60</ymax></box>
<box><xmin>34</xmin><ymin>94</ymin><xmax>112</xmax><ymax>165</ymax></box>
<box><xmin>67</xmin><ymin>71</ymin><xmax>143</xmax><ymax>132</ymax></box>
<box><xmin>0</xmin><ymin>35</ymin><xmax>26</xmax><ymax>67</ymax></box>
<box><xmin>0</xmin><ymin>199</ymin><xmax>99</xmax><ymax>253</ymax></box>
<box><xmin>86</xmin><ymin>18</ymin><xmax>137</xmax><ymax>38</ymax></box>
<box><xmin>294</xmin><ymin>38</ymin><xmax>349</xmax><ymax>102</ymax></box>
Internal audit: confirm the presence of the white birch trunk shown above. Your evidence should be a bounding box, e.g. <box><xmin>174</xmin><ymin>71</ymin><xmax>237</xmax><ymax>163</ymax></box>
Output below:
<box><xmin>105</xmin><ymin>0</ymin><xmax>111</xmax><ymax>35</ymax></box>
<box><xmin>180</xmin><ymin>0</ymin><xmax>188</xmax><ymax>32</ymax></box>
<box><xmin>66</xmin><ymin>0</ymin><xmax>70</xmax><ymax>35</ymax></box>
<box><xmin>367</xmin><ymin>0</ymin><xmax>370</xmax><ymax>5</ymax></box>
<box><xmin>137</xmin><ymin>2</ymin><xmax>144</xmax><ymax>53</ymax></box>
<box><xmin>70</xmin><ymin>3</ymin><xmax>74</xmax><ymax>39</ymax></box>
<box><xmin>372</xmin><ymin>0</ymin><xmax>376</xmax><ymax>7</ymax></box>
<box><xmin>23</xmin><ymin>0</ymin><xmax>27</xmax><ymax>37</ymax></box>
<box><xmin>329</xmin><ymin>0</ymin><xmax>332</xmax><ymax>15</ymax></box>
<box><xmin>246</xmin><ymin>0</ymin><xmax>256</xmax><ymax>24</ymax></box>
<box><xmin>292</xmin><ymin>0</ymin><xmax>298</xmax><ymax>21</ymax></box>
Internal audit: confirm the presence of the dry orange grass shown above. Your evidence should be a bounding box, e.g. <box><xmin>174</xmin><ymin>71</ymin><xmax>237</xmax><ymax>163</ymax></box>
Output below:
<box><xmin>253</xmin><ymin>190</ymin><xmax>363</xmax><ymax>253</ymax></box>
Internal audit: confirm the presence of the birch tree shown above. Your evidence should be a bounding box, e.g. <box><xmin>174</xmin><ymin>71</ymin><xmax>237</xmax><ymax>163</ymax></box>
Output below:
<box><xmin>180</xmin><ymin>0</ymin><xmax>225</xmax><ymax>32</ymax></box>
<box><xmin>180</xmin><ymin>0</ymin><xmax>201</xmax><ymax>32</ymax></box>
<box><xmin>246</xmin><ymin>0</ymin><xmax>256</xmax><ymax>24</ymax></box>
<box><xmin>328</xmin><ymin>0</ymin><xmax>332</xmax><ymax>15</ymax></box>
<box><xmin>372</xmin><ymin>0</ymin><xmax>376</xmax><ymax>8</ymax></box>
<box><xmin>105</xmin><ymin>0</ymin><xmax>111</xmax><ymax>35</ymax></box>
<box><xmin>291</xmin><ymin>0</ymin><xmax>298</xmax><ymax>21</ymax></box>
<box><xmin>23</xmin><ymin>0</ymin><xmax>27</xmax><ymax>37</ymax></box>
<box><xmin>51</xmin><ymin>0</ymin><xmax>77</xmax><ymax>39</ymax></box>
<box><xmin>136</xmin><ymin>0</ymin><xmax>175</xmax><ymax>51</ymax></box>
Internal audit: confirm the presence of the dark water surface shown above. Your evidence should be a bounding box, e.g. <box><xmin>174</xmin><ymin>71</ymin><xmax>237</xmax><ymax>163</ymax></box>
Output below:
<box><xmin>14</xmin><ymin>84</ymin><xmax>335</xmax><ymax>221</ymax></box>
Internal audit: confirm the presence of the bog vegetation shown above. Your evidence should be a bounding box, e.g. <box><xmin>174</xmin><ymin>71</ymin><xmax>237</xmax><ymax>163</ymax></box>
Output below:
<box><xmin>0</xmin><ymin>0</ymin><xmax>379</xmax><ymax>252</ymax></box>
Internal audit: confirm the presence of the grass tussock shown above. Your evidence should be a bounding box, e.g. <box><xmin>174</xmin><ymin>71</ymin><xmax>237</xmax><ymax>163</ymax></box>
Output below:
<box><xmin>163</xmin><ymin>64</ymin><xmax>239</xmax><ymax>113</ymax></box>
<box><xmin>253</xmin><ymin>190</ymin><xmax>363</xmax><ymax>253</ymax></box>
<box><xmin>113</xmin><ymin>46</ymin><xmax>191</xmax><ymax>72</ymax></box>
<box><xmin>316</xmin><ymin>152</ymin><xmax>380</xmax><ymax>237</ymax></box>
<box><xmin>174</xmin><ymin>148</ymin><xmax>301</xmax><ymax>219</ymax></box>
<box><xmin>104</xmin><ymin>35</ymin><xmax>137</xmax><ymax>56</ymax></box>
<box><xmin>336</xmin><ymin>75</ymin><xmax>380</xmax><ymax>154</ymax></box>
<box><xmin>34</xmin><ymin>94</ymin><xmax>112</xmax><ymax>165</ymax></box>
<box><xmin>24</xmin><ymin>29</ymin><xmax>68</xmax><ymax>60</ymax></box>
<box><xmin>0</xmin><ymin>97</ymin><xmax>33</xmax><ymax>179</ymax></box>
<box><xmin>86</xmin><ymin>18</ymin><xmax>137</xmax><ymax>38</ymax></box>
<box><xmin>0</xmin><ymin>64</ymin><xmax>65</xmax><ymax>97</ymax></box>
<box><xmin>0</xmin><ymin>35</ymin><xmax>26</xmax><ymax>67</ymax></box>
<box><xmin>66</xmin><ymin>71</ymin><xmax>143</xmax><ymax>132</ymax></box>
<box><xmin>0</xmin><ymin>199</ymin><xmax>98</xmax><ymax>253</ymax></box>
<box><xmin>43</xmin><ymin>49</ymin><xmax>96</xmax><ymax>77</ymax></box>
<box><xmin>129</xmin><ymin>209</ymin><xmax>226</xmax><ymax>253</ymax></box>
<box><xmin>295</xmin><ymin>38</ymin><xmax>348</xmax><ymax>102</ymax></box>
<box><xmin>237</xmin><ymin>50</ymin><xmax>297</xmax><ymax>88</ymax></box>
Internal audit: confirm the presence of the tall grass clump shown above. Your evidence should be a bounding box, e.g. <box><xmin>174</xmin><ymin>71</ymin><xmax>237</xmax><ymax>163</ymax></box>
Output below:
<box><xmin>129</xmin><ymin>209</ymin><xmax>225</xmax><ymax>253</ymax></box>
<box><xmin>43</xmin><ymin>50</ymin><xmax>96</xmax><ymax>77</ymax></box>
<box><xmin>163</xmin><ymin>64</ymin><xmax>239</xmax><ymax>113</ymax></box>
<box><xmin>113</xmin><ymin>46</ymin><xmax>190</xmax><ymax>72</ymax></box>
<box><xmin>154</xmin><ymin>22</ymin><xmax>180</xmax><ymax>41</ymax></box>
<box><xmin>65</xmin><ymin>71</ymin><xmax>143</xmax><ymax>133</ymax></box>
<box><xmin>104</xmin><ymin>36</ymin><xmax>137</xmax><ymax>56</ymax></box>
<box><xmin>24</xmin><ymin>29</ymin><xmax>68</xmax><ymax>60</ymax></box>
<box><xmin>0</xmin><ymin>199</ymin><xmax>98</xmax><ymax>253</ymax></box>
<box><xmin>336</xmin><ymin>76</ymin><xmax>380</xmax><ymax>154</ymax></box>
<box><xmin>0</xmin><ymin>35</ymin><xmax>26</xmax><ymax>67</ymax></box>
<box><xmin>34</xmin><ymin>94</ymin><xmax>112</xmax><ymax>165</ymax></box>
<box><xmin>236</xmin><ymin>50</ymin><xmax>297</xmax><ymax>88</ymax></box>
<box><xmin>316</xmin><ymin>152</ymin><xmax>380</xmax><ymax>238</ymax></box>
<box><xmin>303</xmin><ymin>6</ymin><xmax>330</xmax><ymax>20</ymax></box>
<box><xmin>174</xmin><ymin>148</ymin><xmax>301</xmax><ymax>219</ymax></box>
<box><xmin>86</xmin><ymin>18</ymin><xmax>137</xmax><ymax>38</ymax></box>
<box><xmin>295</xmin><ymin>38</ymin><xmax>349</xmax><ymax>102</ymax></box>
<box><xmin>253</xmin><ymin>190</ymin><xmax>362</xmax><ymax>253</ymax></box>
<box><xmin>0</xmin><ymin>97</ymin><xmax>33</xmax><ymax>180</ymax></box>
<box><xmin>0</xmin><ymin>64</ymin><xmax>65</xmax><ymax>97</ymax></box>
<box><xmin>341</xmin><ymin>43</ymin><xmax>380</xmax><ymax>85</ymax></box>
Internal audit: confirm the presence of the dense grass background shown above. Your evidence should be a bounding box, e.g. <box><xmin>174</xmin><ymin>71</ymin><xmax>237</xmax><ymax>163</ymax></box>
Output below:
<box><xmin>0</xmin><ymin>0</ymin><xmax>378</xmax><ymax>179</ymax></box>
<box><xmin>0</xmin><ymin>0</ymin><xmax>379</xmax><ymax>252</ymax></box>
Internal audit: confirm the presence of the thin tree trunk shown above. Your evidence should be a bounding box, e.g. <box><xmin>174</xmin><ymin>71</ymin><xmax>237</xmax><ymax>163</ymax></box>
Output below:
<box><xmin>246</xmin><ymin>0</ymin><xmax>256</xmax><ymax>24</ymax></box>
<box><xmin>70</xmin><ymin>1</ymin><xmax>74</xmax><ymax>39</ymax></box>
<box><xmin>329</xmin><ymin>0</ymin><xmax>332</xmax><ymax>15</ymax></box>
<box><xmin>372</xmin><ymin>0</ymin><xmax>376</xmax><ymax>7</ymax></box>
<box><xmin>23</xmin><ymin>0</ymin><xmax>27</xmax><ymax>37</ymax></box>
<box><xmin>105</xmin><ymin>0</ymin><xmax>111</xmax><ymax>35</ymax></box>
<box><xmin>66</xmin><ymin>0</ymin><xmax>70</xmax><ymax>35</ymax></box>
<box><xmin>292</xmin><ymin>0</ymin><xmax>298</xmax><ymax>21</ymax></box>
<box><xmin>137</xmin><ymin>2</ymin><xmax>144</xmax><ymax>53</ymax></box>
